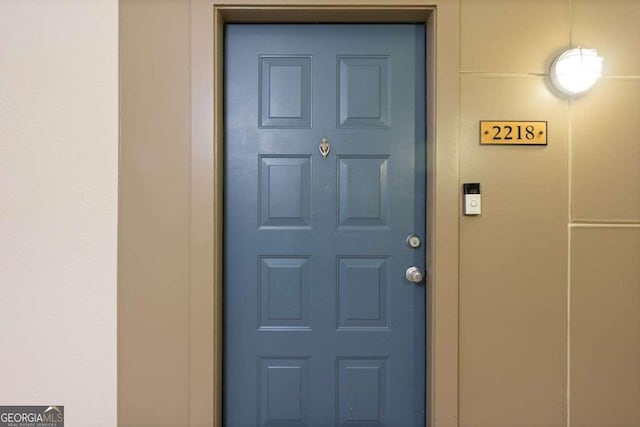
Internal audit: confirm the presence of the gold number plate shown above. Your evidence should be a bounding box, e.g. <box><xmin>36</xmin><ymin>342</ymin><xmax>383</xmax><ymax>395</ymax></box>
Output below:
<box><xmin>480</xmin><ymin>121</ymin><xmax>547</xmax><ymax>145</ymax></box>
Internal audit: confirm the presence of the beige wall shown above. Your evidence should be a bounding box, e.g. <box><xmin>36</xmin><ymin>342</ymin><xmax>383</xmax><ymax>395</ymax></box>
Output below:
<box><xmin>459</xmin><ymin>2</ymin><xmax>570</xmax><ymax>426</ymax></box>
<box><xmin>0</xmin><ymin>0</ymin><xmax>118</xmax><ymax>425</ymax></box>
<box><xmin>118</xmin><ymin>0</ymin><xmax>192</xmax><ymax>425</ymax></box>
<box><xmin>460</xmin><ymin>1</ymin><xmax>640</xmax><ymax>426</ymax></box>
<box><xmin>119</xmin><ymin>0</ymin><xmax>640</xmax><ymax>426</ymax></box>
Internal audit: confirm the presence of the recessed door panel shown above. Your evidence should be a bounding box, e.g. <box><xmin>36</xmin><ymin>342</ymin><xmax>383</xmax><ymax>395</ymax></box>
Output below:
<box><xmin>338</xmin><ymin>156</ymin><xmax>389</xmax><ymax>228</ymax></box>
<box><xmin>259</xmin><ymin>156</ymin><xmax>312</xmax><ymax>228</ymax></box>
<box><xmin>338</xmin><ymin>257</ymin><xmax>388</xmax><ymax>330</ymax></box>
<box><xmin>225</xmin><ymin>24</ymin><xmax>425</xmax><ymax>427</ymax></box>
<box><xmin>338</xmin><ymin>56</ymin><xmax>389</xmax><ymax>128</ymax></box>
<box><xmin>337</xmin><ymin>358</ymin><xmax>388</xmax><ymax>426</ymax></box>
<box><xmin>259</xmin><ymin>257</ymin><xmax>311</xmax><ymax>330</ymax></box>
<box><xmin>259</xmin><ymin>358</ymin><xmax>310</xmax><ymax>427</ymax></box>
<box><xmin>260</xmin><ymin>56</ymin><xmax>312</xmax><ymax>128</ymax></box>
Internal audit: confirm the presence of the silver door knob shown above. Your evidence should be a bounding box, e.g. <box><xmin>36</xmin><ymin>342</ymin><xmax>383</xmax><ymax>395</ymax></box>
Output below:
<box><xmin>405</xmin><ymin>266</ymin><xmax>424</xmax><ymax>283</ymax></box>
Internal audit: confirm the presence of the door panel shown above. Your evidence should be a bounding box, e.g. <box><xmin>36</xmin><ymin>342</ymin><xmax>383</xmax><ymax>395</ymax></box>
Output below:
<box><xmin>225</xmin><ymin>24</ymin><xmax>425</xmax><ymax>427</ymax></box>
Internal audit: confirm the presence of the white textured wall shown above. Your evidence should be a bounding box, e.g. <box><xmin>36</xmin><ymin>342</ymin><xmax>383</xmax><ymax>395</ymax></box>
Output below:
<box><xmin>0</xmin><ymin>1</ymin><xmax>118</xmax><ymax>425</ymax></box>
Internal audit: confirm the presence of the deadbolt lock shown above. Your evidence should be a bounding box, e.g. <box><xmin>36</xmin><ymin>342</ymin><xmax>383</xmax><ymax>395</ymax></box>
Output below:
<box><xmin>406</xmin><ymin>234</ymin><xmax>421</xmax><ymax>248</ymax></box>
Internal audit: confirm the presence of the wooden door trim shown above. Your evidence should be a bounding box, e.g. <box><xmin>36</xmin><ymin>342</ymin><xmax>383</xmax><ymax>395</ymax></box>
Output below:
<box><xmin>188</xmin><ymin>3</ymin><xmax>460</xmax><ymax>426</ymax></box>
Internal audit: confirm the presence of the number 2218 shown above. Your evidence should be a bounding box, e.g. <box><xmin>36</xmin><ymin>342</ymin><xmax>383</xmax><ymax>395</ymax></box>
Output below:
<box><xmin>492</xmin><ymin>124</ymin><xmax>536</xmax><ymax>141</ymax></box>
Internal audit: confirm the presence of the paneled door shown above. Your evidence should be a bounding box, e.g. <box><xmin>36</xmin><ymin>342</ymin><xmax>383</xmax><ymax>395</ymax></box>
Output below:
<box><xmin>225</xmin><ymin>24</ymin><xmax>426</xmax><ymax>427</ymax></box>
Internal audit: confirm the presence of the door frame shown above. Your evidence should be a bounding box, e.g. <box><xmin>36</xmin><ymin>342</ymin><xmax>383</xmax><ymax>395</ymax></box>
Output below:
<box><xmin>188</xmin><ymin>2</ymin><xmax>460</xmax><ymax>426</ymax></box>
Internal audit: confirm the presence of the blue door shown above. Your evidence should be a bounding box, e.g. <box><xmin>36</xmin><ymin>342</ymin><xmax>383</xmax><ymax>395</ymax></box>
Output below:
<box><xmin>225</xmin><ymin>24</ymin><xmax>425</xmax><ymax>427</ymax></box>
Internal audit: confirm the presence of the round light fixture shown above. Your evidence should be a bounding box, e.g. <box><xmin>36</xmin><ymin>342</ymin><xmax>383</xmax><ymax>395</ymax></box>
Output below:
<box><xmin>550</xmin><ymin>48</ymin><xmax>603</xmax><ymax>96</ymax></box>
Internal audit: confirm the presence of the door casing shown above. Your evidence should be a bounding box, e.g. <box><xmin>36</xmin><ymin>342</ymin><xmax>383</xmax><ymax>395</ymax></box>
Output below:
<box><xmin>187</xmin><ymin>3</ymin><xmax>460</xmax><ymax>426</ymax></box>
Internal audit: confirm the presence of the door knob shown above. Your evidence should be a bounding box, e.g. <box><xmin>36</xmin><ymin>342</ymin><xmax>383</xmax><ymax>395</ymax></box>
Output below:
<box><xmin>405</xmin><ymin>266</ymin><xmax>424</xmax><ymax>283</ymax></box>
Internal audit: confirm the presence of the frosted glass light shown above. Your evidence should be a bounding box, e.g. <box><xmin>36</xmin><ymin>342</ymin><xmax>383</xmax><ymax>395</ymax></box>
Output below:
<box><xmin>550</xmin><ymin>48</ymin><xmax>603</xmax><ymax>96</ymax></box>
